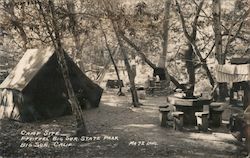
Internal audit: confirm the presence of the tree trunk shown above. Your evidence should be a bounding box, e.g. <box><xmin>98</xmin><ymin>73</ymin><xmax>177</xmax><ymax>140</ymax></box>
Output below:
<box><xmin>159</xmin><ymin>0</ymin><xmax>171</xmax><ymax>68</ymax></box>
<box><xmin>184</xmin><ymin>45</ymin><xmax>195</xmax><ymax>95</ymax></box>
<box><xmin>158</xmin><ymin>0</ymin><xmax>171</xmax><ymax>87</ymax></box>
<box><xmin>100</xmin><ymin>22</ymin><xmax>124</xmax><ymax>95</ymax></box>
<box><xmin>212</xmin><ymin>0</ymin><xmax>223</xmax><ymax>63</ymax></box>
<box><xmin>48</xmin><ymin>0</ymin><xmax>87</xmax><ymax>135</ymax></box>
<box><xmin>110</xmin><ymin>50</ymin><xmax>124</xmax><ymax>95</ymax></box>
<box><xmin>66</xmin><ymin>1</ymin><xmax>85</xmax><ymax>73</ymax></box>
<box><xmin>212</xmin><ymin>0</ymin><xmax>227</xmax><ymax>101</ymax></box>
<box><xmin>67</xmin><ymin>1</ymin><xmax>81</xmax><ymax>57</ymax></box>
<box><xmin>112</xmin><ymin>21</ymin><xmax>140</xmax><ymax>107</ymax></box>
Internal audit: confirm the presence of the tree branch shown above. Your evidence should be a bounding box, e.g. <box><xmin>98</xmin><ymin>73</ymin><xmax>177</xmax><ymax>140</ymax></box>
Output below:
<box><xmin>204</xmin><ymin>42</ymin><xmax>215</xmax><ymax>60</ymax></box>
<box><xmin>223</xmin><ymin>8</ymin><xmax>250</xmax><ymax>54</ymax></box>
<box><xmin>224</xmin><ymin>21</ymin><xmax>244</xmax><ymax>55</ymax></box>
<box><xmin>192</xmin><ymin>0</ymin><xmax>204</xmax><ymax>38</ymax></box>
<box><xmin>119</xmin><ymin>32</ymin><xmax>185</xmax><ymax>90</ymax></box>
<box><xmin>175</xmin><ymin>0</ymin><xmax>192</xmax><ymax>41</ymax></box>
<box><xmin>118</xmin><ymin>33</ymin><xmax>157</xmax><ymax>69</ymax></box>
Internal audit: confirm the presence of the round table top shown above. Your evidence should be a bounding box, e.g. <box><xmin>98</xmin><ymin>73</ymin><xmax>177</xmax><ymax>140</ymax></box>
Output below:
<box><xmin>167</xmin><ymin>95</ymin><xmax>212</xmax><ymax>106</ymax></box>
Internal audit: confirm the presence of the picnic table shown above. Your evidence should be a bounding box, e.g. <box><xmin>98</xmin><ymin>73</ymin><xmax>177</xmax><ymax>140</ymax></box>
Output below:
<box><xmin>167</xmin><ymin>94</ymin><xmax>212</xmax><ymax>125</ymax></box>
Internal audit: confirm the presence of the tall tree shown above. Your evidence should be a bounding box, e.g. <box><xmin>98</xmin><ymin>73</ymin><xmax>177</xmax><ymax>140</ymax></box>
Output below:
<box><xmin>158</xmin><ymin>0</ymin><xmax>171</xmax><ymax>87</ymax></box>
<box><xmin>175</xmin><ymin>0</ymin><xmax>215</xmax><ymax>94</ymax></box>
<box><xmin>159</xmin><ymin>0</ymin><xmax>171</xmax><ymax>68</ymax></box>
<box><xmin>181</xmin><ymin>0</ymin><xmax>204</xmax><ymax>96</ymax></box>
<box><xmin>114</xmin><ymin>25</ymin><xmax>140</xmax><ymax>107</ymax></box>
<box><xmin>102</xmin><ymin>0</ymin><xmax>141</xmax><ymax>107</ymax></box>
<box><xmin>38</xmin><ymin>0</ymin><xmax>87</xmax><ymax>135</ymax></box>
<box><xmin>212</xmin><ymin>0</ymin><xmax>227</xmax><ymax>101</ymax></box>
<box><xmin>99</xmin><ymin>21</ymin><xmax>124</xmax><ymax>96</ymax></box>
<box><xmin>66</xmin><ymin>1</ymin><xmax>81</xmax><ymax>59</ymax></box>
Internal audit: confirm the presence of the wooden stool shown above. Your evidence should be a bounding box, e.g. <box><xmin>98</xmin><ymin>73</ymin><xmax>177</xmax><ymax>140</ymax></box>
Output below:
<box><xmin>195</xmin><ymin>112</ymin><xmax>209</xmax><ymax>132</ymax></box>
<box><xmin>209</xmin><ymin>102</ymin><xmax>226</xmax><ymax>127</ymax></box>
<box><xmin>210</xmin><ymin>108</ymin><xmax>224</xmax><ymax>127</ymax></box>
<box><xmin>159</xmin><ymin>108</ymin><xmax>170</xmax><ymax>127</ymax></box>
<box><xmin>172</xmin><ymin>111</ymin><xmax>184</xmax><ymax>131</ymax></box>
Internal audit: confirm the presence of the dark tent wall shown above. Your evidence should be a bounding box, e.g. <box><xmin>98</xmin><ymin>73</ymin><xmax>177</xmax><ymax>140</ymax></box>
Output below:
<box><xmin>21</xmin><ymin>53</ymin><xmax>71</xmax><ymax>121</ymax></box>
<box><xmin>65</xmin><ymin>54</ymin><xmax>103</xmax><ymax>108</ymax></box>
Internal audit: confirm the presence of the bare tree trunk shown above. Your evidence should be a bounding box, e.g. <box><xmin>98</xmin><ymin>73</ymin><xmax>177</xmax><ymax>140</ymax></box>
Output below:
<box><xmin>66</xmin><ymin>1</ymin><xmax>86</xmax><ymax>72</ymax></box>
<box><xmin>184</xmin><ymin>45</ymin><xmax>195</xmax><ymax>95</ymax></box>
<box><xmin>213</xmin><ymin>0</ymin><xmax>223</xmax><ymax>63</ymax></box>
<box><xmin>109</xmin><ymin>48</ymin><xmax>124</xmax><ymax>96</ymax></box>
<box><xmin>158</xmin><ymin>0</ymin><xmax>171</xmax><ymax>87</ymax></box>
<box><xmin>159</xmin><ymin>0</ymin><xmax>171</xmax><ymax>68</ymax></box>
<box><xmin>100</xmin><ymin>22</ymin><xmax>124</xmax><ymax>95</ymax></box>
<box><xmin>212</xmin><ymin>0</ymin><xmax>227</xmax><ymax>101</ymax></box>
<box><xmin>46</xmin><ymin>0</ymin><xmax>87</xmax><ymax>135</ymax></box>
<box><xmin>66</xmin><ymin>1</ymin><xmax>81</xmax><ymax>57</ymax></box>
<box><xmin>112</xmin><ymin>21</ymin><xmax>140</xmax><ymax>107</ymax></box>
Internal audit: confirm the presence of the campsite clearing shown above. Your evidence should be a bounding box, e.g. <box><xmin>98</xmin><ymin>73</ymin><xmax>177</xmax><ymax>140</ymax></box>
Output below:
<box><xmin>0</xmin><ymin>90</ymin><xmax>247</xmax><ymax>157</ymax></box>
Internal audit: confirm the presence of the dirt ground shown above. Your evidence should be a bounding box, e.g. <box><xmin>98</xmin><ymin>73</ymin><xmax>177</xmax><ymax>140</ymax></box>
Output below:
<box><xmin>0</xmin><ymin>90</ymin><xmax>248</xmax><ymax>158</ymax></box>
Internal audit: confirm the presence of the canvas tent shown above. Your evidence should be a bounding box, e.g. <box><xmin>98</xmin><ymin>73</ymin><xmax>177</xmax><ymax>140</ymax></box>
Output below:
<box><xmin>216</xmin><ymin>64</ymin><xmax>250</xmax><ymax>83</ymax></box>
<box><xmin>215</xmin><ymin>60</ymin><xmax>250</xmax><ymax>109</ymax></box>
<box><xmin>0</xmin><ymin>47</ymin><xmax>103</xmax><ymax>122</ymax></box>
